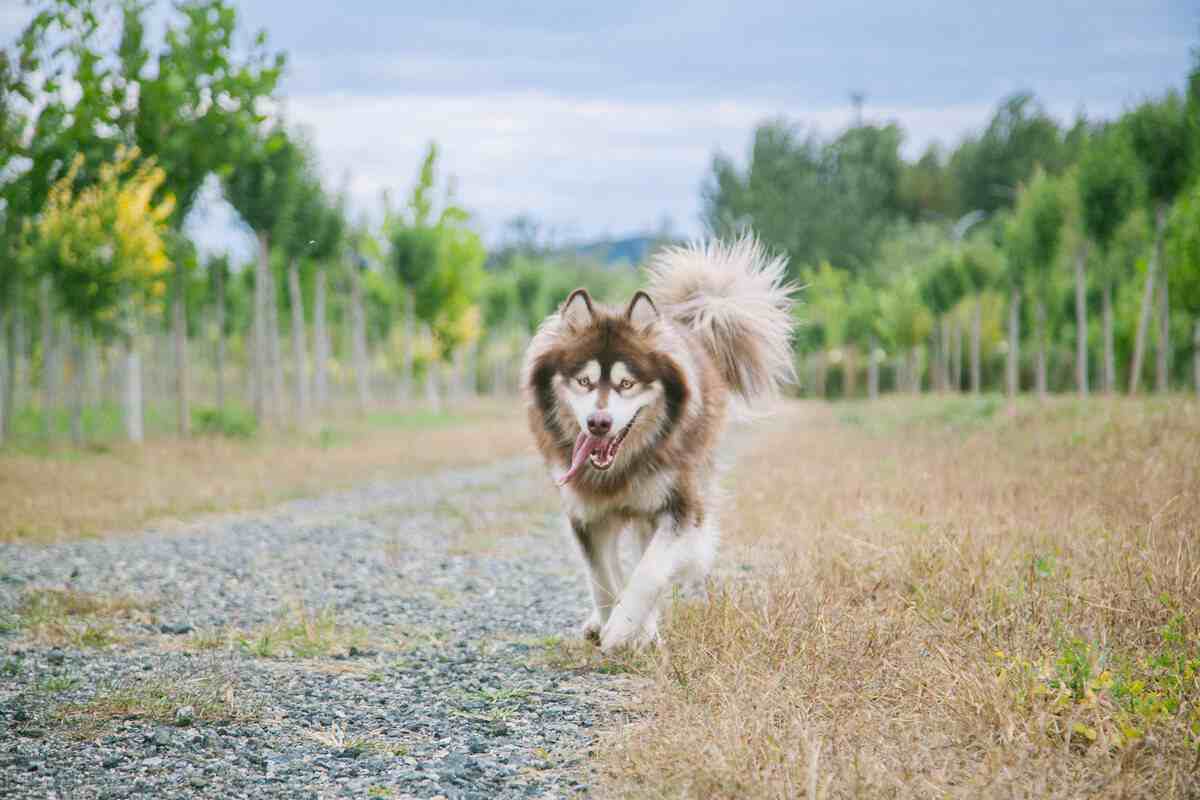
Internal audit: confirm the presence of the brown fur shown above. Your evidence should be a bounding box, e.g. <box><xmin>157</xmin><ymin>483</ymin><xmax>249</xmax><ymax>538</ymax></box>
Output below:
<box><xmin>524</xmin><ymin>296</ymin><xmax>726</xmax><ymax>530</ymax></box>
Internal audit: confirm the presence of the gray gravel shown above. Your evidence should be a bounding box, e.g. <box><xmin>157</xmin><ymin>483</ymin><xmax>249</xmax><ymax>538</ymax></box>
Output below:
<box><xmin>0</xmin><ymin>456</ymin><xmax>632</xmax><ymax>799</ymax></box>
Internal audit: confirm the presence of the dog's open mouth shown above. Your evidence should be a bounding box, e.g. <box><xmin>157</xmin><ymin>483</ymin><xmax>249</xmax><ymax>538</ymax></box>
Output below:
<box><xmin>557</xmin><ymin>409</ymin><xmax>642</xmax><ymax>486</ymax></box>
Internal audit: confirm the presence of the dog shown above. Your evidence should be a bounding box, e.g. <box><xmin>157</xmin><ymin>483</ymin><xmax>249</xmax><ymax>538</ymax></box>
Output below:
<box><xmin>521</xmin><ymin>235</ymin><xmax>795</xmax><ymax>652</ymax></box>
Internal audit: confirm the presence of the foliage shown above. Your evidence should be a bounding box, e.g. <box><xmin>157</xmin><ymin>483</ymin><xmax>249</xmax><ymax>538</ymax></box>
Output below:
<box><xmin>1077</xmin><ymin>127</ymin><xmax>1141</xmax><ymax>257</ymax></box>
<box><xmin>26</xmin><ymin>147</ymin><xmax>173</xmax><ymax>337</ymax></box>
<box><xmin>1166</xmin><ymin>180</ymin><xmax>1200</xmax><ymax>315</ymax></box>
<box><xmin>386</xmin><ymin>143</ymin><xmax>486</xmax><ymax>356</ymax></box>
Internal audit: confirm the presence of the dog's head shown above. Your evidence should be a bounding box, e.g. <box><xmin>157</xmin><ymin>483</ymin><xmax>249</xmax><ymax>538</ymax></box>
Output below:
<box><xmin>525</xmin><ymin>287</ymin><xmax>690</xmax><ymax>486</ymax></box>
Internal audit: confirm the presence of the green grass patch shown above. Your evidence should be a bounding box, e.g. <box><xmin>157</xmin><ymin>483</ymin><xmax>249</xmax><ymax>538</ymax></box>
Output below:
<box><xmin>192</xmin><ymin>405</ymin><xmax>258</xmax><ymax>439</ymax></box>
<box><xmin>5</xmin><ymin>587</ymin><xmax>154</xmax><ymax>648</ymax></box>
<box><xmin>838</xmin><ymin>395</ymin><xmax>1003</xmax><ymax>434</ymax></box>
<box><xmin>52</xmin><ymin>675</ymin><xmax>255</xmax><ymax>739</ymax></box>
<box><xmin>997</xmin><ymin>612</ymin><xmax>1200</xmax><ymax>749</ymax></box>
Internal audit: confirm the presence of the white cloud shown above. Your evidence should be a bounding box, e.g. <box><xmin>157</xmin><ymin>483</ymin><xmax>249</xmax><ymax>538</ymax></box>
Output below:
<box><xmin>285</xmin><ymin>91</ymin><xmax>1007</xmax><ymax>245</ymax></box>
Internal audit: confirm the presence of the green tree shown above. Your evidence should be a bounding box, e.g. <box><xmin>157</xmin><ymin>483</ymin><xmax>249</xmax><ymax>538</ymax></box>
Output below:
<box><xmin>26</xmin><ymin>148</ymin><xmax>174</xmax><ymax>442</ymax></box>
<box><xmin>1124</xmin><ymin>94</ymin><xmax>1191</xmax><ymax>392</ymax></box>
<box><xmin>222</xmin><ymin>126</ymin><xmax>303</xmax><ymax>423</ymax></box>
<box><xmin>1077</xmin><ymin>127</ymin><xmax>1140</xmax><ymax>392</ymax></box>
<box><xmin>120</xmin><ymin>0</ymin><xmax>283</xmax><ymax>433</ymax></box>
<box><xmin>387</xmin><ymin>143</ymin><xmax>486</xmax><ymax>410</ymax></box>
<box><xmin>1010</xmin><ymin>169</ymin><xmax>1067</xmax><ymax>398</ymax></box>
<box><xmin>1166</xmin><ymin>180</ymin><xmax>1200</xmax><ymax>394</ymax></box>
<box><xmin>949</xmin><ymin>93</ymin><xmax>1063</xmax><ymax>216</ymax></box>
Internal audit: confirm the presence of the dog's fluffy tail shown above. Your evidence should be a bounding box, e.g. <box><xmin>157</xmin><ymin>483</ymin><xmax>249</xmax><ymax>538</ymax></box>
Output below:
<box><xmin>645</xmin><ymin>234</ymin><xmax>796</xmax><ymax>402</ymax></box>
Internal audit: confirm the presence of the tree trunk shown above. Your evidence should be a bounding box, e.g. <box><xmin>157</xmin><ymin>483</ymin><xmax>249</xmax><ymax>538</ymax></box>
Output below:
<box><xmin>1156</xmin><ymin>253</ymin><xmax>1170</xmax><ymax>393</ymax></box>
<box><xmin>907</xmin><ymin>346</ymin><xmax>920</xmax><ymax>394</ymax></box>
<box><xmin>1129</xmin><ymin>204</ymin><xmax>1165</xmax><ymax>394</ymax></box>
<box><xmin>1006</xmin><ymin>287</ymin><xmax>1020</xmax><ymax>400</ymax></box>
<box><xmin>172</xmin><ymin>267</ymin><xmax>190</xmax><ymax>436</ymax></box>
<box><xmin>39</xmin><ymin>276</ymin><xmax>56</xmax><ymax>437</ymax></box>
<box><xmin>402</xmin><ymin>288</ymin><xmax>415</xmax><ymax>403</ymax></box>
<box><xmin>425</xmin><ymin>354</ymin><xmax>442</xmax><ymax>414</ymax></box>
<box><xmin>12</xmin><ymin>304</ymin><xmax>26</xmax><ymax>421</ymax></box>
<box><xmin>971</xmin><ymin>296</ymin><xmax>982</xmax><ymax>394</ymax></box>
<box><xmin>84</xmin><ymin>325</ymin><xmax>101</xmax><ymax>408</ymax></box>
<box><xmin>867</xmin><ymin>335</ymin><xmax>880</xmax><ymax>400</ymax></box>
<box><xmin>287</xmin><ymin>259</ymin><xmax>310</xmax><ymax>426</ymax></box>
<box><xmin>267</xmin><ymin>267</ymin><xmax>285</xmax><ymax>423</ymax></box>
<box><xmin>1103</xmin><ymin>282</ymin><xmax>1116</xmax><ymax>393</ymax></box>
<box><xmin>951</xmin><ymin>318</ymin><xmax>963</xmax><ymax>392</ymax></box>
<box><xmin>1034</xmin><ymin>299</ymin><xmax>1047</xmax><ymax>401</ymax></box>
<box><xmin>1193</xmin><ymin>319</ymin><xmax>1200</xmax><ymax>397</ymax></box>
<box><xmin>465</xmin><ymin>339</ymin><xmax>479</xmax><ymax>399</ymax></box>
<box><xmin>313</xmin><ymin>269</ymin><xmax>329</xmax><ymax>413</ymax></box>
<box><xmin>214</xmin><ymin>265</ymin><xmax>226</xmax><ymax>412</ymax></box>
<box><xmin>350</xmin><ymin>266</ymin><xmax>370</xmax><ymax>412</ymax></box>
<box><xmin>68</xmin><ymin>320</ymin><xmax>84</xmax><ymax>446</ymax></box>
<box><xmin>253</xmin><ymin>230</ymin><xmax>269</xmax><ymax>423</ymax></box>
<box><xmin>0</xmin><ymin>305</ymin><xmax>7</xmax><ymax>446</ymax></box>
<box><xmin>1074</xmin><ymin>243</ymin><xmax>1089</xmax><ymax>396</ymax></box>
<box><xmin>122</xmin><ymin>309</ymin><xmax>144</xmax><ymax>444</ymax></box>
<box><xmin>932</xmin><ymin>324</ymin><xmax>944</xmax><ymax>393</ymax></box>
<box><xmin>815</xmin><ymin>351</ymin><xmax>828</xmax><ymax>398</ymax></box>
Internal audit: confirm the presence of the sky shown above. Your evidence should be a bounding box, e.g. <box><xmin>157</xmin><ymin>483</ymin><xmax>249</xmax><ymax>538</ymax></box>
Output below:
<box><xmin>2</xmin><ymin>0</ymin><xmax>1196</xmax><ymax>258</ymax></box>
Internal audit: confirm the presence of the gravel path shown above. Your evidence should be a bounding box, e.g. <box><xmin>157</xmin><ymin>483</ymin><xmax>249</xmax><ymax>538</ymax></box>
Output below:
<box><xmin>0</xmin><ymin>456</ymin><xmax>634</xmax><ymax>799</ymax></box>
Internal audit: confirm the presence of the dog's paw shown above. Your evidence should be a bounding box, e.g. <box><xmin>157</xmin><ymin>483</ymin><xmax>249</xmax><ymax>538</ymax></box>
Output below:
<box><xmin>599</xmin><ymin>616</ymin><xmax>639</xmax><ymax>654</ymax></box>
<box><xmin>579</xmin><ymin>612</ymin><xmax>603</xmax><ymax>644</ymax></box>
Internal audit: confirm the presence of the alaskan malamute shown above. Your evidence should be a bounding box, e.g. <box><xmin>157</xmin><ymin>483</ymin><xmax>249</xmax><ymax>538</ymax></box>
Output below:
<box><xmin>522</xmin><ymin>236</ymin><xmax>795</xmax><ymax>651</ymax></box>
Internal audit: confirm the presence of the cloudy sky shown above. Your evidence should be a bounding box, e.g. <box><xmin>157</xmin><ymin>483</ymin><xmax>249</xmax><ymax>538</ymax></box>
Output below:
<box><xmin>3</xmin><ymin>1</ymin><xmax>1196</xmax><ymax>256</ymax></box>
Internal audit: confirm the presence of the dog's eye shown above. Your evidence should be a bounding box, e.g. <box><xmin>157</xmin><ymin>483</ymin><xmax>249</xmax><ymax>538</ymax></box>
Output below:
<box><xmin>576</xmin><ymin>376</ymin><xmax>593</xmax><ymax>389</ymax></box>
<box><xmin>618</xmin><ymin>379</ymin><xmax>635</xmax><ymax>391</ymax></box>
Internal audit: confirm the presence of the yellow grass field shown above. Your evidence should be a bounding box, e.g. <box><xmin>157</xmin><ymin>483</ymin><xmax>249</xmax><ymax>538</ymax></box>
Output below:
<box><xmin>0</xmin><ymin>401</ymin><xmax>533</xmax><ymax>542</ymax></box>
<box><xmin>596</xmin><ymin>396</ymin><xmax>1199</xmax><ymax>798</ymax></box>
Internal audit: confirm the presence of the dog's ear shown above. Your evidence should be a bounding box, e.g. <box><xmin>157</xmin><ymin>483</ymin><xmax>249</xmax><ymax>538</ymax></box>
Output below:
<box><xmin>624</xmin><ymin>290</ymin><xmax>660</xmax><ymax>331</ymax></box>
<box><xmin>560</xmin><ymin>288</ymin><xmax>595</xmax><ymax>330</ymax></box>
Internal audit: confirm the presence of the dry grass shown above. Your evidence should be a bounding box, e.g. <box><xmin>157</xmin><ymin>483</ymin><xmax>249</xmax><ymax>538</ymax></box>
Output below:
<box><xmin>3</xmin><ymin>587</ymin><xmax>155</xmax><ymax>648</ymax></box>
<box><xmin>598</xmin><ymin>396</ymin><xmax>1200</xmax><ymax>799</ymax></box>
<box><xmin>0</xmin><ymin>400</ymin><xmax>532</xmax><ymax>543</ymax></box>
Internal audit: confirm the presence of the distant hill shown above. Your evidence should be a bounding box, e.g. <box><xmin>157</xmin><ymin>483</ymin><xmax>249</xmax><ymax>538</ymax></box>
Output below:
<box><xmin>568</xmin><ymin>235</ymin><xmax>664</xmax><ymax>267</ymax></box>
<box><xmin>486</xmin><ymin>233</ymin><xmax>683</xmax><ymax>271</ymax></box>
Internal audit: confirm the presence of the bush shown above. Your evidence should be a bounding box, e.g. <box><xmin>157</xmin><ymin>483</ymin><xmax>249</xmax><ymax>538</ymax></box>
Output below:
<box><xmin>191</xmin><ymin>407</ymin><xmax>257</xmax><ymax>439</ymax></box>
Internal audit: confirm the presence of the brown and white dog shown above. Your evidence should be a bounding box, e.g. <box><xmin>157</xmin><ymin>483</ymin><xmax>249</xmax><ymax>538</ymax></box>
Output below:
<box><xmin>521</xmin><ymin>236</ymin><xmax>795</xmax><ymax>651</ymax></box>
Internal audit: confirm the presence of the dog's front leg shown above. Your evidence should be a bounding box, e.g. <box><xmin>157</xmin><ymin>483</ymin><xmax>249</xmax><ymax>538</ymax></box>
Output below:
<box><xmin>600</xmin><ymin>522</ymin><xmax>686</xmax><ymax>653</ymax></box>
<box><xmin>570</xmin><ymin>516</ymin><xmax>622</xmax><ymax>643</ymax></box>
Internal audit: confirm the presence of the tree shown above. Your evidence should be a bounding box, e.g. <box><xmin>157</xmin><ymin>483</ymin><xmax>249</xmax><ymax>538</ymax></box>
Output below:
<box><xmin>949</xmin><ymin>93</ymin><xmax>1063</xmax><ymax>216</ymax></box>
<box><xmin>26</xmin><ymin>148</ymin><xmax>174</xmax><ymax>442</ymax></box>
<box><xmin>702</xmin><ymin>120</ymin><xmax>906</xmax><ymax>276</ymax></box>
<box><xmin>1166</xmin><ymin>180</ymin><xmax>1200</xmax><ymax>395</ymax></box>
<box><xmin>387</xmin><ymin>143</ymin><xmax>486</xmax><ymax>412</ymax></box>
<box><xmin>959</xmin><ymin>238</ymin><xmax>1000</xmax><ymax>394</ymax></box>
<box><xmin>1077</xmin><ymin>127</ymin><xmax>1140</xmax><ymax>393</ymax></box>
<box><xmin>919</xmin><ymin>252</ymin><xmax>967</xmax><ymax>392</ymax></box>
<box><xmin>878</xmin><ymin>271</ymin><xmax>934</xmax><ymax>393</ymax></box>
<box><xmin>1124</xmin><ymin>94</ymin><xmax>1190</xmax><ymax>393</ymax></box>
<box><xmin>116</xmin><ymin>0</ymin><xmax>285</xmax><ymax>434</ymax></box>
<box><xmin>222</xmin><ymin>126</ymin><xmax>302</xmax><ymax>424</ymax></box>
<box><xmin>1011</xmin><ymin>169</ymin><xmax>1067</xmax><ymax>399</ymax></box>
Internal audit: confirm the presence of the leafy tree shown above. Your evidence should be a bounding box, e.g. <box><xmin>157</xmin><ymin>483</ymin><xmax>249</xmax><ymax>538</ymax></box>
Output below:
<box><xmin>222</xmin><ymin>126</ymin><xmax>303</xmax><ymax>422</ymax></box>
<box><xmin>703</xmin><ymin>120</ymin><xmax>905</xmax><ymax>275</ymax></box>
<box><xmin>1124</xmin><ymin>94</ymin><xmax>1190</xmax><ymax>392</ymax></box>
<box><xmin>120</xmin><ymin>0</ymin><xmax>283</xmax><ymax>433</ymax></box>
<box><xmin>1077</xmin><ymin>127</ymin><xmax>1140</xmax><ymax>392</ymax></box>
<box><xmin>949</xmin><ymin>93</ymin><xmax>1064</xmax><ymax>216</ymax></box>
<box><xmin>26</xmin><ymin>148</ymin><xmax>173</xmax><ymax>442</ymax></box>
<box><xmin>1166</xmin><ymin>180</ymin><xmax>1200</xmax><ymax>394</ymax></box>
<box><xmin>1010</xmin><ymin>169</ymin><xmax>1067</xmax><ymax>398</ymax></box>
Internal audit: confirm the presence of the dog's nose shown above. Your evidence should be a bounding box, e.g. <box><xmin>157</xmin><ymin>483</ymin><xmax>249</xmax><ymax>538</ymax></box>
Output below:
<box><xmin>587</xmin><ymin>411</ymin><xmax>612</xmax><ymax>437</ymax></box>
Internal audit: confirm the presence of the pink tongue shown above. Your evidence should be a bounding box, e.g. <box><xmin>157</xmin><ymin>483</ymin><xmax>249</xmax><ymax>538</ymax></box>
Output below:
<box><xmin>558</xmin><ymin>431</ymin><xmax>605</xmax><ymax>486</ymax></box>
